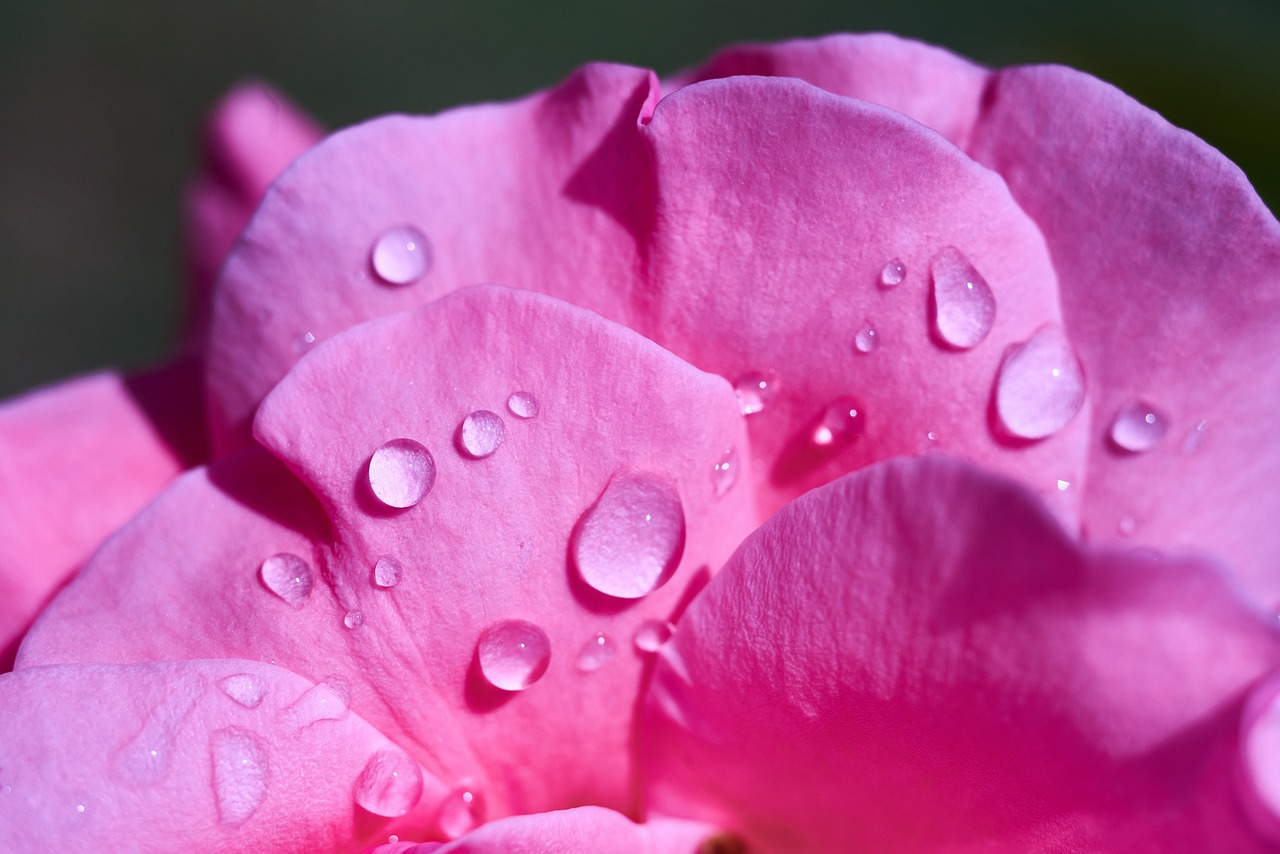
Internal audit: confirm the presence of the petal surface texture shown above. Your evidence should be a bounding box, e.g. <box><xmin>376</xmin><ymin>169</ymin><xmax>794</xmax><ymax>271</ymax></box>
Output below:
<box><xmin>639</xmin><ymin>456</ymin><xmax>1280</xmax><ymax>852</ymax></box>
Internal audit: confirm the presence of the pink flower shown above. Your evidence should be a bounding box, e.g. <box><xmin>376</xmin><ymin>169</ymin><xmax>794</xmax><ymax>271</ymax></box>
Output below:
<box><xmin>2</xmin><ymin>33</ymin><xmax>1279</xmax><ymax>852</ymax></box>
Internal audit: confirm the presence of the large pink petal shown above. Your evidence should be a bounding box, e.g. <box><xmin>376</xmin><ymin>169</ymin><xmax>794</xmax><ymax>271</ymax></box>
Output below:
<box><xmin>639</xmin><ymin>455</ymin><xmax>1280</xmax><ymax>851</ymax></box>
<box><xmin>20</xmin><ymin>286</ymin><xmax>756</xmax><ymax>823</ymax></box>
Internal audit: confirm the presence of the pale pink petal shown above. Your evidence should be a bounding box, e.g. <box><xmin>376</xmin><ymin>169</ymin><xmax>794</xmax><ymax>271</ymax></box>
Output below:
<box><xmin>640</xmin><ymin>455</ymin><xmax>1280</xmax><ymax>851</ymax></box>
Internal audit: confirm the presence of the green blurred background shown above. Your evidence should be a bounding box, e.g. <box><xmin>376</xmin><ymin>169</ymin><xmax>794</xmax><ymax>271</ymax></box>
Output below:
<box><xmin>1</xmin><ymin>0</ymin><xmax>1277</xmax><ymax>398</ymax></box>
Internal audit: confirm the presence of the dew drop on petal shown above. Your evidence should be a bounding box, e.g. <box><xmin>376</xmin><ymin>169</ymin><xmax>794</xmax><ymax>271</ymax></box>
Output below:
<box><xmin>219</xmin><ymin>673</ymin><xmax>267</xmax><ymax>709</ymax></box>
<box><xmin>993</xmin><ymin>325</ymin><xmax>1086</xmax><ymax>440</ymax></box>
<box><xmin>734</xmin><ymin>372</ymin><xmax>776</xmax><ymax>416</ymax></box>
<box><xmin>75</xmin><ymin>803</ymin><xmax>86</xmax><ymax>814</ymax></box>
<box><xmin>368</xmin><ymin>438</ymin><xmax>436</xmax><ymax>508</ymax></box>
<box><xmin>437</xmin><ymin>785</ymin><xmax>486</xmax><ymax>839</ymax></box>
<box><xmin>371</xmin><ymin>225</ymin><xmax>431</xmax><ymax>286</ymax></box>
<box><xmin>373</xmin><ymin>556</ymin><xmax>403</xmax><ymax>588</ymax></box>
<box><xmin>259</xmin><ymin>553</ymin><xmax>313</xmax><ymax>608</ymax></box>
<box><xmin>1109</xmin><ymin>401</ymin><xmax>1169</xmax><ymax>453</ymax></box>
<box><xmin>210</xmin><ymin>727</ymin><xmax>270</xmax><ymax>827</ymax></box>
<box><xmin>853</xmin><ymin>323</ymin><xmax>879</xmax><ymax>354</ymax></box>
<box><xmin>711</xmin><ymin>448</ymin><xmax>739</xmax><ymax>499</ymax></box>
<box><xmin>460</xmin><ymin>410</ymin><xmax>505</xmax><ymax>458</ymax></box>
<box><xmin>353</xmin><ymin>748</ymin><xmax>424</xmax><ymax>818</ymax></box>
<box><xmin>633</xmin><ymin>619</ymin><xmax>675</xmax><ymax>653</ymax></box>
<box><xmin>344</xmin><ymin>609</ymin><xmax>365</xmax><ymax>630</ymax></box>
<box><xmin>878</xmin><ymin>258</ymin><xmax>906</xmax><ymax>288</ymax></box>
<box><xmin>1057</xmin><ymin>479</ymin><xmax>1071</xmax><ymax>492</ymax></box>
<box><xmin>573</xmin><ymin>473</ymin><xmax>686</xmax><ymax>599</ymax></box>
<box><xmin>477</xmin><ymin>619</ymin><xmax>551</xmax><ymax>691</ymax></box>
<box><xmin>285</xmin><ymin>678</ymin><xmax>350</xmax><ymax>728</ymax></box>
<box><xmin>507</xmin><ymin>391</ymin><xmax>540</xmax><ymax>419</ymax></box>
<box><xmin>576</xmin><ymin>632</ymin><xmax>617</xmax><ymax>674</ymax></box>
<box><xmin>931</xmin><ymin>246</ymin><xmax>996</xmax><ymax>349</ymax></box>
<box><xmin>810</xmin><ymin>397</ymin><xmax>866</xmax><ymax>449</ymax></box>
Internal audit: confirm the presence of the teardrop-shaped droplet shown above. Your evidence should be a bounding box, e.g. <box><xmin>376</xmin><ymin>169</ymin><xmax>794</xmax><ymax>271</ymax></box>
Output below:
<box><xmin>259</xmin><ymin>553</ymin><xmax>313</xmax><ymax>608</ymax></box>
<box><xmin>507</xmin><ymin>391</ymin><xmax>540</xmax><ymax>419</ymax></box>
<box><xmin>460</xmin><ymin>410</ymin><xmax>505</xmax><ymax>458</ymax></box>
<box><xmin>354</xmin><ymin>748</ymin><xmax>424</xmax><ymax>818</ymax></box>
<box><xmin>219</xmin><ymin>673</ymin><xmax>267</xmax><ymax>709</ymax></box>
<box><xmin>633</xmin><ymin>619</ymin><xmax>675</xmax><ymax>653</ymax></box>
<box><xmin>477</xmin><ymin>619</ymin><xmax>551</xmax><ymax>691</ymax></box>
<box><xmin>576</xmin><ymin>632</ymin><xmax>617</xmax><ymax>674</ymax></box>
<box><xmin>733</xmin><ymin>372</ymin><xmax>776</xmax><ymax>417</ymax></box>
<box><xmin>853</xmin><ymin>323</ymin><xmax>879</xmax><ymax>354</ymax></box>
<box><xmin>368</xmin><ymin>438</ymin><xmax>436</xmax><ymax>508</ymax></box>
<box><xmin>285</xmin><ymin>678</ymin><xmax>350</xmax><ymax>728</ymax></box>
<box><xmin>344</xmin><ymin>609</ymin><xmax>365</xmax><ymax>630</ymax></box>
<box><xmin>711</xmin><ymin>448</ymin><xmax>738</xmax><ymax>499</ymax></box>
<box><xmin>993</xmin><ymin>325</ymin><xmax>1086</xmax><ymax>440</ymax></box>
<box><xmin>373</xmin><ymin>556</ymin><xmax>403</xmax><ymax>588</ymax></box>
<box><xmin>437</xmin><ymin>785</ymin><xmax>486</xmax><ymax>839</ymax></box>
<box><xmin>1109</xmin><ymin>401</ymin><xmax>1169</xmax><ymax>453</ymax></box>
<box><xmin>573</xmin><ymin>473</ymin><xmax>686</xmax><ymax>599</ymax></box>
<box><xmin>878</xmin><ymin>258</ymin><xmax>906</xmax><ymax>288</ymax></box>
<box><xmin>210</xmin><ymin>727</ymin><xmax>270</xmax><ymax>826</ymax></box>
<box><xmin>371</xmin><ymin>225</ymin><xmax>431</xmax><ymax>286</ymax></box>
<box><xmin>931</xmin><ymin>246</ymin><xmax>996</xmax><ymax>349</ymax></box>
<box><xmin>810</xmin><ymin>397</ymin><xmax>866</xmax><ymax>449</ymax></box>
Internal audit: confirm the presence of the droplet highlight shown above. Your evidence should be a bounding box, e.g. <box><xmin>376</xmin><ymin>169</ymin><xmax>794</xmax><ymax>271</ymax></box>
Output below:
<box><xmin>371</xmin><ymin>225</ymin><xmax>431</xmax><ymax>286</ymax></box>
<box><xmin>259</xmin><ymin>553</ymin><xmax>314</xmax><ymax>608</ymax></box>
<box><xmin>853</xmin><ymin>323</ymin><xmax>878</xmax><ymax>354</ymax></box>
<box><xmin>711</xmin><ymin>448</ymin><xmax>738</xmax><ymax>499</ymax></box>
<box><xmin>219</xmin><ymin>673</ymin><xmax>267</xmax><ymax>709</ymax></box>
<box><xmin>460</xmin><ymin>410</ymin><xmax>505</xmax><ymax>458</ymax></box>
<box><xmin>878</xmin><ymin>258</ymin><xmax>906</xmax><ymax>288</ymax></box>
<box><xmin>373</xmin><ymin>556</ymin><xmax>403</xmax><ymax>588</ymax></box>
<box><xmin>477</xmin><ymin>619</ymin><xmax>551</xmax><ymax>691</ymax></box>
<box><xmin>573</xmin><ymin>473</ymin><xmax>686</xmax><ymax>599</ymax></box>
<box><xmin>506</xmin><ymin>391</ymin><xmax>540</xmax><ymax>419</ymax></box>
<box><xmin>810</xmin><ymin>397</ymin><xmax>866</xmax><ymax>449</ymax></box>
<box><xmin>368</xmin><ymin>438</ymin><xmax>436</xmax><ymax>508</ymax></box>
<box><xmin>576</xmin><ymin>632</ymin><xmax>617</xmax><ymax>673</ymax></box>
<box><xmin>437</xmin><ymin>785</ymin><xmax>485</xmax><ymax>839</ymax></box>
<box><xmin>210</xmin><ymin>727</ymin><xmax>270</xmax><ymax>827</ymax></box>
<box><xmin>344</xmin><ymin>609</ymin><xmax>365</xmax><ymax>630</ymax></box>
<box><xmin>634</xmin><ymin>619</ymin><xmax>675</xmax><ymax>653</ymax></box>
<box><xmin>931</xmin><ymin>246</ymin><xmax>996</xmax><ymax>349</ymax></box>
<box><xmin>733</xmin><ymin>372</ymin><xmax>775</xmax><ymax>416</ymax></box>
<box><xmin>354</xmin><ymin>748</ymin><xmax>424</xmax><ymax>818</ymax></box>
<box><xmin>993</xmin><ymin>325</ymin><xmax>1086</xmax><ymax>440</ymax></box>
<box><xmin>1109</xmin><ymin>401</ymin><xmax>1169</xmax><ymax>453</ymax></box>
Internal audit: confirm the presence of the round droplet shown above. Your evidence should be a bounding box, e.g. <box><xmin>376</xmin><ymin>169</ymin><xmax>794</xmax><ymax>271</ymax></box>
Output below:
<box><xmin>573</xmin><ymin>473</ymin><xmax>686</xmax><ymax>599</ymax></box>
<box><xmin>373</xmin><ymin>556</ymin><xmax>403</xmax><ymax>588</ymax></box>
<box><xmin>507</xmin><ymin>391</ymin><xmax>540</xmax><ymax>419</ymax></box>
<box><xmin>259</xmin><ymin>553</ymin><xmax>314</xmax><ymax>608</ymax></box>
<box><xmin>931</xmin><ymin>245</ymin><xmax>996</xmax><ymax>349</ymax></box>
<box><xmin>344</xmin><ymin>609</ymin><xmax>365</xmax><ymax>630</ymax></box>
<box><xmin>878</xmin><ymin>258</ymin><xmax>906</xmax><ymax>288</ymax></box>
<box><xmin>633</xmin><ymin>619</ymin><xmax>675</xmax><ymax>653</ymax></box>
<box><xmin>76</xmin><ymin>803</ymin><xmax>86</xmax><ymax>814</ymax></box>
<box><xmin>711</xmin><ymin>448</ymin><xmax>738</xmax><ymax>499</ymax></box>
<box><xmin>368</xmin><ymin>438</ymin><xmax>436</xmax><ymax>508</ymax></box>
<box><xmin>853</xmin><ymin>323</ymin><xmax>879</xmax><ymax>354</ymax></box>
<box><xmin>437</xmin><ymin>785</ymin><xmax>486</xmax><ymax>839</ymax></box>
<box><xmin>354</xmin><ymin>748</ymin><xmax>424</xmax><ymax>818</ymax></box>
<box><xmin>210</xmin><ymin>727</ymin><xmax>270</xmax><ymax>826</ymax></box>
<box><xmin>810</xmin><ymin>397</ymin><xmax>866</xmax><ymax>449</ymax></box>
<box><xmin>477</xmin><ymin>619</ymin><xmax>551</xmax><ymax>691</ymax></box>
<box><xmin>993</xmin><ymin>325</ymin><xmax>1086</xmax><ymax>440</ymax></box>
<box><xmin>460</xmin><ymin>410</ymin><xmax>505</xmax><ymax>458</ymax></box>
<box><xmin>219</xmin><ymin>673</ymin><xmax>267</xmax><ymax>709</ymax></box>
<box><xmin>576</xmin><ymin>632</ymin><xmax>617</xmax><ymax>673</ymax></box>
<box><xmin>371</xmin><ymin>225</ymin><xmax>431</xmax><ymax>286</ymax></box>
<box><xmin>733</xmin><ymin>372</ymin><xmax>776</xmax><ymax>416</ymax></box>
<box><xmin>1109</xmin><ymin>401</ymin><xmax>1169</xmax><ymax>453</ymax></box>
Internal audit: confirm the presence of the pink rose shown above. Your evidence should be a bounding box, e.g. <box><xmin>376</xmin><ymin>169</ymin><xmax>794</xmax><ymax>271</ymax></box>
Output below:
<box><xmin>2</xmin><ymin>33</ymin><xmax>1279</xmax><ymax>852</ymax></box>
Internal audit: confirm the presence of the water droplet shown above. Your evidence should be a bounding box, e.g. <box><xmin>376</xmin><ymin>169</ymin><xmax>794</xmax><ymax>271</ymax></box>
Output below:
<box><xmin>810</xmin><ymin>398</ymin><xmax>865</xmax><ymax>449</ymax></box>
<box><xmin>111</xmin><ymin>680</ymin><xmax>202</xmax><ymax>786</ymax></box>
<box><xmin>1056</xmin><ymin>479</ymin><xmax>1071</xmax><ymax>492</ymax></box>
<box><xmin>633</xmin><ymin>619</ymin><xmax>675</xmax><ymax>652</ymax></box>
<box><xmin>477</xmin><ymin>619</ymin><xmax>551</xmax><ymax>691</ymax></box>
<box><xmin>878</xmin><ymin>258</ymin><xmax>906</xmax><ymax>288</ymax></box>
<box><xmin>576</xmin><ymin>632</ymin><xmax>617</xmax><ymax>673</ymax></box>
<box><xmin>1109</xmin><ymin>401</ymin><xmax>1169</xmax><ymax>453</ymax></box>
<box><xmin>285</xmin><ymin>678</ymin><xmax>350</xmax><ymax>728</ymax></box>
<box><xmin>210</xmin><ymin>727</ymin><xmax>269</xmax><ymax>826</ymax></box>
<box><xmin>219</xmin><ymin>674</ymin><xmax>267</xmax><ymax>709</ymax></box>
<box><xmin>507</xmin><ymin>391</ymin><xmax>540</xmax><ymax>419</ymax></box>
<box><xmin>1181</xmin><ymin>419</ymin><xmax>1209</xmax><ymax>454</ymax></box>
<box><xmin>344</xmin><ymin>609</ymin><xmax>365</xmax><ymax>630</ymax></box>
<box><xmin>303</xmin><ymin>332</ymin><xmax>316</xmax><ymax>344</ymax></box>
<box><xmin>573</xmin><ymin>473</ymin><xmax>686</xmax><ymax>599</ymax></box>
<box><xmin>371</xmin><ymin>225</ymin><xmax>431</xmax><ymax>286</ymax></box>
<box><xmin>931</xmin><ymin>246</ymin><xmax>996</xmax><ymax>349</ymax></box>
<box><xmin>437</xmin><ymin>785</ymin><xmax>486</xmax><ymax>839</ymax></box>
<box><xmin>353</xmin><ymin>748</ymin><xmax>424</xmax><ymax>818</ymax></box>
<box><xmin>76</xmin><ymin>803</ymin><xmax>86</xmax><ymax>814</ymax></box>
<box><xmin>711</xmin><ymin>448</ymin><xmax>738</xmax><ymax>498</ymax></box>
<box><xmin>373</xmin><ymin>556</ymin><xmax>403</xmax><ymax>588</ymax></box>
<box><xmin>259</xmin><ymin>553</ymin><xmax>314</xmax><ymax>608</ymax></box>
<box><xmin>1118</xmin><ymin>515</ymin><xmax>1138</xmax><ymax>536</ymax></box>
<box><xmin>853</xmin><ymin>323</ymin><xmax>878</xmax><ymax>354</ymax></box>
<box><xmin>733</xmin><ymin>372</ymin><xmax>775</xmax><ymax>416</ymax></box>
<box><xmin>993</xmin><ymin>325</ymin><xmax>1086</xmax><ymax>440</ymax></box>
<box><xmin>368</xmin><ymin>438</ymin><xmax>436</xmax><ymax>508</ymax></box>
<box><xmin>460</xmin><ymin>410</ymin><xmax>505</xmax><ymax>458</ymax></box>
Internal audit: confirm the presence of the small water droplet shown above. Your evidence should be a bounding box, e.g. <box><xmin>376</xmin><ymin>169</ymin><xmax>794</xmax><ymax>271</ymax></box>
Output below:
<box><xmin>507</xmin><ymin>391</ymin><xmax>540</xmax><ymax>419</ymax></box>
<box><xmin>1109</xmin><ymin>401</ymin><xmax>1169</xmax><ymax>453</ymax></box>
<box><xmin>810</xmin><ymin>398</ymin><xmax>866</xmax><ymax>449</ymax></box>
<box><xmin>76</xmin><ymin>803</ymin><xmax>86</xmax><ymax>814</ymax></box>
<box><xmin>259</xmin><ymin>553</ymin><xmax>314</xmax><ymax>608</ymax></box>
<box><xmin>219</xmin><ymin>673</ymin><xmax>267</xmax><ymax>709</ymax></box>
<box><xmin>853</xmin><ymin>323</ymin><xmax>879</xmax><ymax>354</ymax></box>
<box><xmin>477</xmin><ymin>619</ymin><xmax>551</xmax><ymax>691</ymax></box>
<box><xmin>373</xmin><ymin>556</ymin><xmax>403</xmax><ymax>588</ymax></box>
<box><xmin>576</xmin><ymin>632</ymin><xmax>617</xmax><ymax>673</ymax></box>
<box><xmin>931</xmin><ymin>246</ymin><xmax>996</xmax><ymax>349</ymax></box>
<box><xmin>733</xmin><ymin>372</ymin><xmax>776</xmax><ymax>416</ymax></box>
<box><xmin>285</xmin><ymin>678</ymin><xmax>350</xmax><ymax>728</ymax></box>
<box><xmin>303</xmin><ymin>332</ymin><xmax>316</xmax><ymax>344</ymax></box>
<box><xmin>1181</xmin><ymin>419</ymin><xmax>1209</xmax><ymax>454</ymax></box>
<box><xmin>573</xmin><ymin>473</ymin><xmax>686</xmax><ymax>599</ymax></box>
<box><xmin>437</xmin><ymin>785</ymin><xmax>486</xmax><ymax>839</ymax></box>
<box><xmin>878</xmin><ymin>258</ymin><xmax>906</xmax><ymax>288</ymax></box>
<box><xmin>344</xmin><ymin>609</ymin><xmax>365</xmax><ymax>630</ymax></box>
<box><xmin>1057</xmin><ymin>479</ymin><xmax>1071</xmax><ymax>492</ymax></box>
<box><xmin>1118</xmin><ymin>515</ymin><xmax>1138</xmax><ymax>536</ymax></box>
<box><xmin>371</xmin><ymin>225</ymin><xmax>431</xmax><ymax>286</ymax></box>
<box><xmin>354</xmin><ymin>748</ymin><xmax>424</xmax><ymax>818</ymax></box>
<box><xmin>210</xmin><ymin>727</ymin><xmax>269</xmax><ymax>826</ymax></box>
<box><xmin>993</xmin><ymin>325</ymin><xmax>1086</xmax><ymax>440</ymax></box>
<box><xmin>711</xmin><ymin>448</ymin><xmax>739</xmax><ymax>498</ymax></box>
<box><xmin>460</xmin><ymin>410</ymin><xmax>505</xmax><ymax>458</ymax></box>
<box><xmin>368</xmin><ymin>438</ymin><xmax>436</xmax><ymax>508</ymax></box>
<box><xmin>633</xmin><ymin>619</ymin><xmax>675</xmax><ymax>652</ymax></box>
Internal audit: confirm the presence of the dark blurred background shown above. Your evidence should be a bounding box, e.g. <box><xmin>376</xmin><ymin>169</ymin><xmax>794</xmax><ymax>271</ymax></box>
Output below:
<box><xmin>2</xmin><ymin>0</ymin><xmax>1277</xmax><ymax>398</ymax></box>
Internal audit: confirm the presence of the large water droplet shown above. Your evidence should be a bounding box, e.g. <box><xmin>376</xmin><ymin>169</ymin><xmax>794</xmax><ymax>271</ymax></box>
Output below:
<box><xmin>371</xmin><ymin>225</ymin><xmax>431</xmax><ymax>286</ymax></box>
<box><xmin>711</xmin><ymin>448</ymin><xmax>738</xmax><ymax>499</ymax></box>
<box><xmin>573</xmin><ymin>473</ymin><xmax>686</xmax><ymax>599</ymax></box>
<box><xmin>853</xmin><ymin>323</ymin><xmax>878</xmax><ymax>354</ymax></box>
<box><xmin>369</xmin><ymin>438</ymin><xmax>436</xmax><ymax>508</ymax></box>
<box><xmin>219</xmin><ymin>674</ymin><xmax>267</xmax><ymax>709</ymax></box>
<box><xmin>576</xmin><ymin>632</ymin><xmax>617</xmax><ymax>674</ymax></box>
<box><xmin>878</xmin><ymin>258</ymin><xmax>906</xmax><ymax>288</ymax></box>
<box><xmin>437</xmin><ymin>785</ymin><xmax>486</xmax><ymax>839</ymax></box>
<box><xmin>353</xmin><ymin>748</ymin><xmax>424</xmax><ymax>818</ymax></box>
<box><xmin>507</xmin><ymin>391</ymin><xmax>540</xmax><ymax>419</ymax></box>
<box><xmin>373</xmin><ymin>556</ymin><xmax>403</xmax><ymax>588</ymax></box>
<box><xmin>733</xmin><ymin>372</ymin><xmax>776</xmax><ymax>416</ymax></box>
<box><xmin>460</xmin><ymin>410</ymin><xmax>505</xmax><ymax>458</ymax></box>
<box><xmin>810</xmin><ymin>397</ymin><xmax>866</xmax><ymax>449</ymax></box>
<box><xmin>344</xmin><ymin>609</ymin><xmax>365</xmax><ymax>630</ymax></box>
<box><xmin>633</xmin><ymin>619</ymin><xmax>675</xmax><ymax>653</ymax></box>
<box><xmin>477</xmin><ymin>619</ymin><xmax>551</xmax><ymax>691</ymax></box>
<box><xmin>210</xmin><ymin>727</ymin><xmax>269</xmax><ymax>826</ymax></box>
<box><xmin>993</xmin><ymin>325</ymin><xmax>1086</xmax><ymax>440</ymax></box>
<box><xmin>285</xmin><ymin>678</ymin><xmax>350</xmax><ymax>728</ymax></box>
<box><xmin>1109</xmin><ymin>401</ymin><xmax>1169</xmax><ymax>453</ymax></box>
<box><xmin>259</xmin><ymin>553</ymin><xmax>314</xmax><ymax>608</ymax></box>
<box><xmin>931</xmin><ymin>246</ymin><xmax>996</xmax><ymax>349</ymax></box>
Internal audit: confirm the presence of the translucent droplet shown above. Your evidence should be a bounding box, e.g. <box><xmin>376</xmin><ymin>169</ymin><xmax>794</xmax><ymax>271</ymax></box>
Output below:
<box><xmin>303</xmin><ymin>332</ymin><xmax>316</xmax><ymax>344</ymax></box>
<box><xmin>373</xmin><ymin>556</ymin><xmax>403</xmax><ymax>588</ymax></box>
<box><xmin>460</xmin><ymin>410</ymin><xmax>505</xmax><ymax>458</ymax></box>
<box><xmin>810</xmin><ymin>397</ymin><xmax>866</xmax><ymax>449</ymax></box>
<box><xmin>507</xmin><ymin>391</ymin><xmax>540</xmax><ymax>419</ymax></box>
<box><xmin>344</xmin><ymin>609</ymin><xmax>365</xmax><ymax>630</ymax></box>
<box><xmin>633</xmin><ymin>619</ymin><xmax>675</xmax><ymax>653</ymax></box>
<box><xmin>368</xmin><ymin>438</ymin><xmax>436</xmax><ymax>508</ymax></box>
<box><xmin>76</xmin><ymin>804</ymin><xmax>86</xmax><ymax>814</ymax></box>
<box><xmin>573</xmin><ymin>473</ymin><xmax>686</xmax><ymax>599</ymax></box>
<box><xmin>371</xmin><ymin>225</ymin><xmax>431</xmax><ymax>286</ymax></box>
<box><xmin>437</xmin><ymin>785</ymin><xmax>485</xmax><ymax>839</ymax></box>
<box><xmin>259</xmin><ymin>553</ymin><xmax>314</xmax><ymax>608</ymax></box>
<box><xmin>1181</xmin><ymin>420</ymin><xmax>1209</xmax><ymax>454</ymax></box>
<box><xmin>477</xmin><ymin>619</ymin><xmax>551</xmax><ymax>691</ymax></box>
<box><xmin>285</xmin><ymin>678</ymin><xmax>350</xmax><ymax>728</ymax></box>
<box><xmin>711</xmin><ymin>448</ymin><xmax>738</xmax><ymax>499</ymax></box>
<box><xmin>993</xmin><ymin>325</ymin><xmax>1086</xmax><ymax>440</ymax></box>
<box><xmin>354</xmin><ymin>748</ymin><xmax>424</xmax><ymax>818</ymax></box>
<box><xmin>210</xmin><ymin>727</ymin><xmax>269</xmax><ymax>826</ymax></box>
<box><xmin>576</xmin><ymin>632</ymin><xmax>617</xmax><ymax>673</ymax></box>
<box><xmin>219</xmin><ymin>674</ymin><xmax>267</xmax><ymax>709</ymax></box>
<box><xmin>931</xmin><ymin>246</ymin><xmax>996</xmax><ymax>349</ymax></box>
<box><xmin>1109</xmin><ymin>401</ymin><xmax>1169</xmax><ymax>453</ymax></box>
<box><xmin>734</xmin><ymin>372</ymin><xmax>776</xmax><ymax>416</ymax></box>
<box><xmin>878</xmin><ymin>258</ymin><xmax>906</xmax><ymax>288</ymax></box>
<box><xmin>1056</xmin><ymin>479</ymin><xmax>1071</xmax><ymax>492</ymax></box>
<box><xmin>853</xmin><ymin>323</ymin><xmax>879</xmax><ymax>354</ymax></box>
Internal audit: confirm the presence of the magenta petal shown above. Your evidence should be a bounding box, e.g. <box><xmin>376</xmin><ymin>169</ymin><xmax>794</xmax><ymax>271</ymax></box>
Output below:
<box><xmin>639</xmin><ymin>455</ymin><xmax>1280</xmax><ymax>851</ymax></box>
